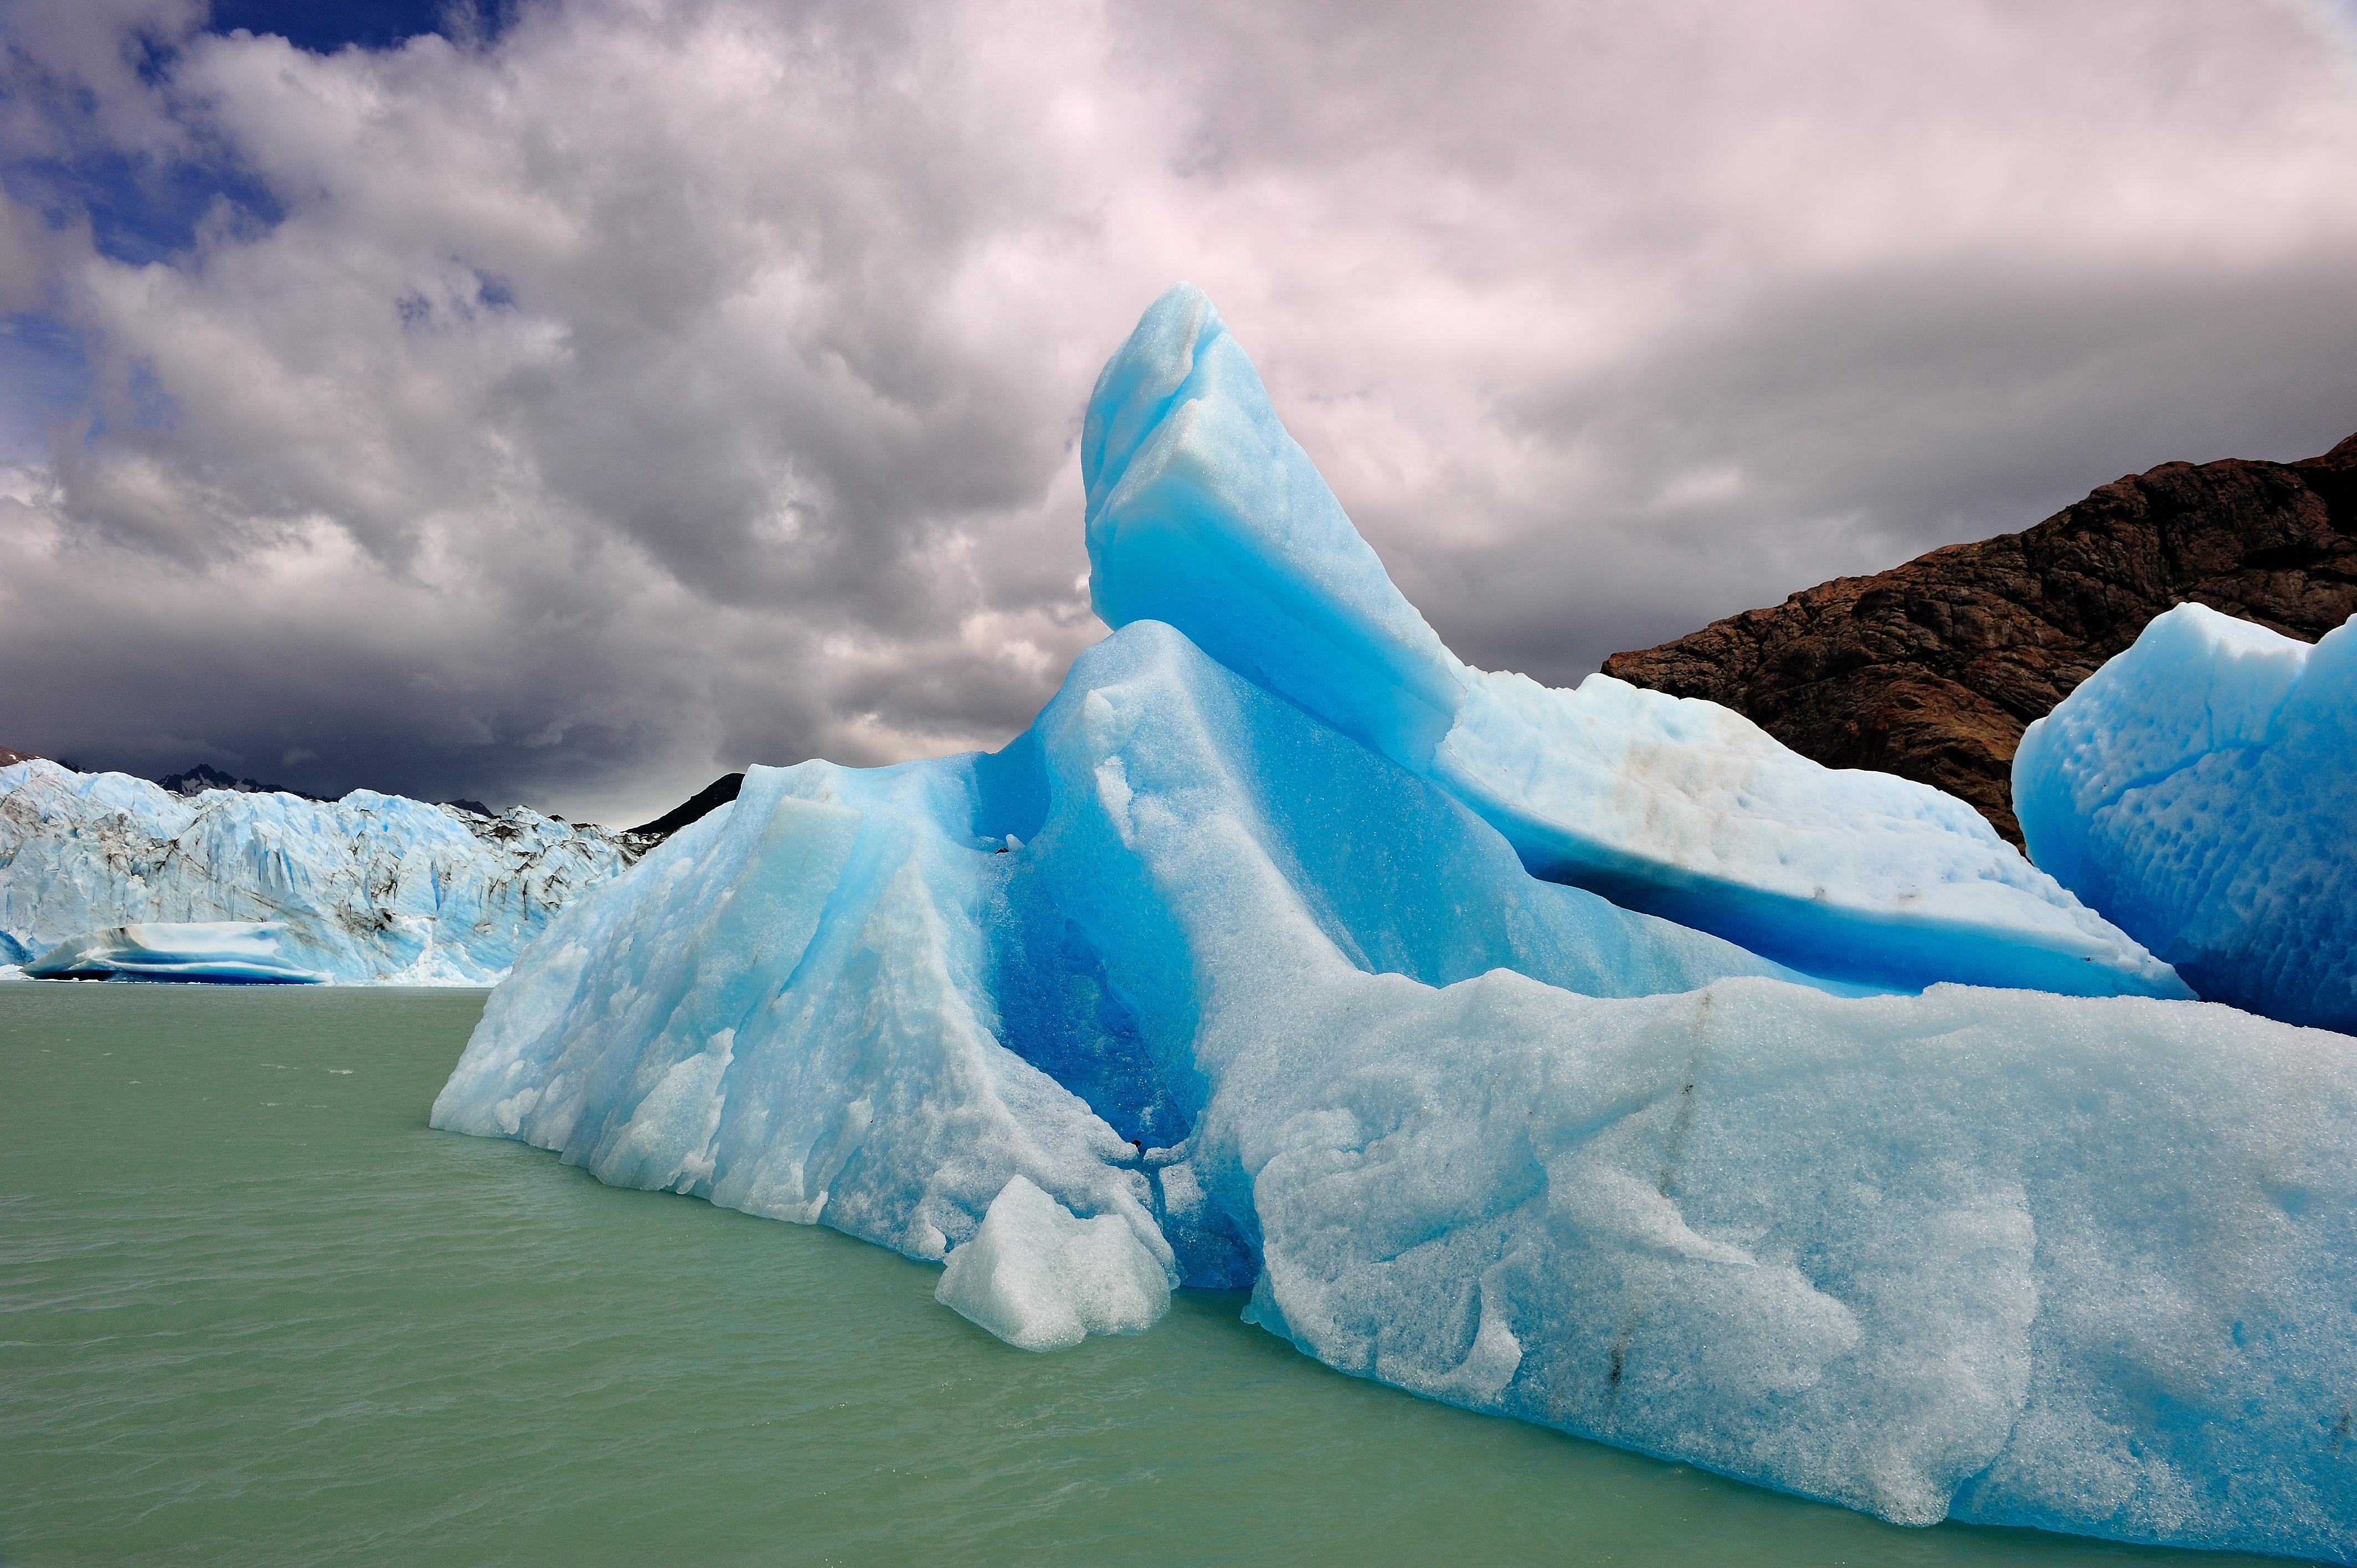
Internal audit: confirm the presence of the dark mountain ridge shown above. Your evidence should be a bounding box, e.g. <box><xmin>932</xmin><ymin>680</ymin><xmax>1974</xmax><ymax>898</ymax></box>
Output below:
<box><xmin>629</xmin><ymin>773</ymin><xmax>743</xmax><ymax>840</ymax></box>
<box><xmin>1603</xmin><ymin>430</ymin><xmax>2357</xmax><ymax>843</ymax></box>
<box><xmin>155</xmin><ymin>762</ymin><xmax>320</xmax><ymax>800</ymax></box>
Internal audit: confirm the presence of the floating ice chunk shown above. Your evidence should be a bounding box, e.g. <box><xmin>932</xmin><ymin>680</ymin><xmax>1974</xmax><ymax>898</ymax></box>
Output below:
<box><xmin>1081</xmin><ymin>284</ymin><xmax>2181</xmax><ymax>999</ymax></box>
<box><xmin>23</xmin><ymin>921</ymin><xmax>322</xmax><ymax>983</ymax></box>
<box><xmin>0</xmin><ymin>759</ymin><xmax>634</xmax><ymax>983</ymax></box>
<box><xmin>936</xmin><ymin>1175</ymin><xmax>1172</xmax><ymax>1350</ymax></box>
<box><xmin>430</xmin><ymin>759</ymin><xmax>1177</xmax><ymax>1272</ymax></box>
<box><xmin>2015</xmin><ymin>602</ymin><xmax>2357</xmax><ymax>1030</ymax></box>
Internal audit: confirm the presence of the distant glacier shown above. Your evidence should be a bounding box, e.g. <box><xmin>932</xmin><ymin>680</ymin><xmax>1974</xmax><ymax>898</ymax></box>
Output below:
<box><xmin>0</xmin><ymin>759</ymin><xmax>637</xmax><ymax>983</ymax></box>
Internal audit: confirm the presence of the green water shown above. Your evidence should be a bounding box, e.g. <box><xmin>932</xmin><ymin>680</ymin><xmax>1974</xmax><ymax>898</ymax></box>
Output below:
<box><xmin>0</xmin><ymin>986</ymin><xmax>2302</xmax><ymax>1568</ymax></box>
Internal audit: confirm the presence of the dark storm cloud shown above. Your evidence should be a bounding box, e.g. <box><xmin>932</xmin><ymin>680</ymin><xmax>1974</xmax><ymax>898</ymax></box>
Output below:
<box><xmin>1</xmin><ymin>0</ymin><xmax>2353</xmax><ymax>822</ymax></box>
<box><xmin>1415</xmin><ymin>254</ymin><xmax>2357</xmax><ymax>683</ymax></box>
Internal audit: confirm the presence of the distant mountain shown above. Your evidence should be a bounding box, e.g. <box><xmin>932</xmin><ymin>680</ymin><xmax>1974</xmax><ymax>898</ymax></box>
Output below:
<box><xmin>1603</xmin><ymin>431</ymin><xmax>2357</xmax><ymax>844</ymax></box>
<box><xmin>153</xmin><ymin>762</ymin><xmax>323</xmax><ymax>800</ymax></box>
<box><xmin>442</xmin><ymin>798</ymin><xmax>497</xmax><ymax>818</ymax></box>
<box><xmin>0</xmin><ymin>747</ymin><xmax>39</xmax><ymax>767</ymax></box>
<box><xmin>629</xmin><ymin>773</ymin><xmax>744</xmax><ymax>842</ymax></box>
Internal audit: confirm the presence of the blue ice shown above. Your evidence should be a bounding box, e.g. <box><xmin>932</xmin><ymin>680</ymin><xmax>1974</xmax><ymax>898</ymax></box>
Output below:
<box><xmin>23</xmin><ymin>921</ymin><xmax>323</xmax><ymax>983</ymax></box>
<box><xmin>2016</xmin><ymin>601</ymin><xmax>2357</xmax><ymax>1031</ymax></box>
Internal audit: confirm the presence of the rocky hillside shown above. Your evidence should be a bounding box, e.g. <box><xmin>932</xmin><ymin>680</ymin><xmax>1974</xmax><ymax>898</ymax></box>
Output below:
<box><xmin>1602</xmin><ymin>431</ymin><xmax>2357</xmax><ymax>843</ymax></box>
<box><xmin>628</xmin><ymin>772</ymin><xmax>743</xmax><ymax>842</ymax></box>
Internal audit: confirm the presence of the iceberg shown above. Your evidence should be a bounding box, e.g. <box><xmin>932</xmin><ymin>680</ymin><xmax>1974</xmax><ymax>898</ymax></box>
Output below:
<box><xmin>434</xmin><ymin>622</ymin><xmax>1815</xmax><ymax>1269</ymax></box>
<box><xmin>23</xmin><ymin>921</ymin><xmax>323</xmax><ymax>983</ymax></box>
<box><xmin>433</xmin><ymin>288</ymin><xmax>2357</xmax><ymax>1559</ymax></box>
<box><xmin>0</xmin><ymin>760</ymin><xmax>637</xmax><ymax>983</ymax></box>
<box><xmin>2015</xmin><ymin>601</ymin><xmax>2357</xmax><ymax>1032</ymax></box>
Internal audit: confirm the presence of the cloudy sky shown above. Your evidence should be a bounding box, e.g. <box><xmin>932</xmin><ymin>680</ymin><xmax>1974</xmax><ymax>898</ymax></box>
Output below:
<box><xmin>3</xmin><ymin>0</ymin><xmax>2354</xmax><ymax>824</ymax></box>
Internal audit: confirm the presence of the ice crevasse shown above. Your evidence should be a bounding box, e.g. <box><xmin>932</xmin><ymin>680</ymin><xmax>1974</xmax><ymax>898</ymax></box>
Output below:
<box><xmin>2016</xmin><ymin>601</ymin><xmax>2357</xmax><ymax>1034</ymax></box>
<box><xmin>434</xmin><ymin>286</ymin><xmax>2357</xmax><ymax>1560</ymax></box>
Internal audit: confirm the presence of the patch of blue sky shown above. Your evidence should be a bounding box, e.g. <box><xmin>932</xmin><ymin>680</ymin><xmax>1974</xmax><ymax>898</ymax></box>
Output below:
<box><xmin>9</xmin><ymin>5</ymin><xmax>517</xmax><ymax>274</ymax></box>
<box><xmin>4</xmin><ymin>149</ymin><xmax>283</xmax><ymax>269</ymax></box>
<box><xmin>0</xmin><ymin>4</ymin><xmax>522</xmax><ymax>462</ymax></box>
<box><xmin>206</xmin><ymin>1</ymin><xmax>519</xmax><ymax>54</ymax></box>
<box><xmin>395</xmin><ymin>272</ymin><xmax>520</xmax><ymax>335</ymax></box>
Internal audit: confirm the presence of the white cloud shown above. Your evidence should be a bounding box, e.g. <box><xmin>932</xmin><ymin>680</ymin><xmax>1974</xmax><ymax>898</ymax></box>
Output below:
<box><xmin>3</xmin><ymin>0</ymin><xmax>2355</xmax><ymax>822</ymax></box>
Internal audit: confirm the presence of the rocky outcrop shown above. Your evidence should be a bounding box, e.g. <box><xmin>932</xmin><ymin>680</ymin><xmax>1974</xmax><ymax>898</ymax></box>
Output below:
<box><xmin>1602</xmin><ymin>432</ymin><xmax>2357</xmax><ymax>843</ymax></box>
<box><xmin>626</xmin><ymin>772</ymin><xmax>744</xmax><ymax>844</ymax></box>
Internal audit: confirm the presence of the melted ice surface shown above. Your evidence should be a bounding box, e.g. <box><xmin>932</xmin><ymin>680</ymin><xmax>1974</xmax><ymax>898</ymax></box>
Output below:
<box><xmin>2016</xmin><ymin>601</ymin><xmax>2357</xmax><ymax>1030</ymax></box>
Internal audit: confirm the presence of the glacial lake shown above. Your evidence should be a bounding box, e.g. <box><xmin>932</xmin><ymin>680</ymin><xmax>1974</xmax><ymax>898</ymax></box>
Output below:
<box><xmin>0</xmin><ymin>984</ymin><xmax>2306</xmax><ymax>1567</ymax></box>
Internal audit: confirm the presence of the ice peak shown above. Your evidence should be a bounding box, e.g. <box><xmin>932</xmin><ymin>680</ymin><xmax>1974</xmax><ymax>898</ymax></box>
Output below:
<box><xmin>1082</xmin><ymin>289</ymin><xmax>2180</xmax><ymax>997</ymax></box>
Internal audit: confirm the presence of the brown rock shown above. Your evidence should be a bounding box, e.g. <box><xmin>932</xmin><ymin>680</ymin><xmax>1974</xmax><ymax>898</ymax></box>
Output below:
<box><xmin>1602</xmin><ymin>431</ymin><xmax>2357</xmax><ymax>844</ymax></box>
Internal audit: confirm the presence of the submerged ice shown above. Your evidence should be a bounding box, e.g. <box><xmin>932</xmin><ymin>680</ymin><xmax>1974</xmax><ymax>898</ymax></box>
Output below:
<box><xmin>2016</xmin><ymin>601</ymin><xmax>2357</xmax><ymax>1033</ymax></box>
<box><xmin>433</xmin><ymin>287</ymin><xmax>2357</xmax><ymax>1560</ymax></box>
<box><xmin>0</xmin><ymin>760</ymin><xmax>636</xmax><ymax>983</ymax></box>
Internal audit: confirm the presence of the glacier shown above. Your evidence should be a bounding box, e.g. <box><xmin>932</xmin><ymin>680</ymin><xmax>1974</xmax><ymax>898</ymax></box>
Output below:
<box><xmin>2015</xmin><ymin>601</ymin><xmax>2357</xmax><ymax>1033</ymax></box>
<box><xmin>432</xmin><ymin>286</ymin><xmax>2357</xmax><ymax>1559</ymax></box>
<box><xmin>0</xmin><ymin>759</ymin><xmax>636</xmax><ymax>984</ymax></box>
